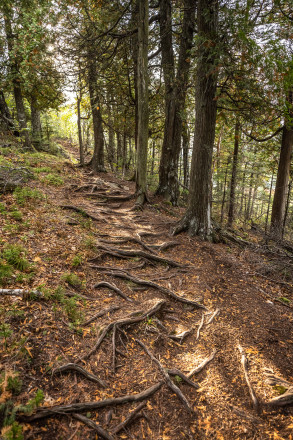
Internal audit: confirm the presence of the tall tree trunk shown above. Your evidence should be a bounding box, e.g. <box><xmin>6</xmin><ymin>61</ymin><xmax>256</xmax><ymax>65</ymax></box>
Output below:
<box><xmin>31</xmin><ymin>95</ymin><xmax>42</xmax><ymax>150</ymax></box>
<box><xmin>135</xmin><ymin>0</ymin><xmax>149</xmax><ymax>206</ymax></box>
<box><xmin>87</xmin><ymin>56</ymin><xmax>105</xmax><ymax>172</ymax></box>
<box><xmin>0</xmin><ymin>91</ymin><xmax>15</xmax><ymax>132</ymax></box>
<box><xmin>221</xmin><ymin>157</ymin><xmax>231</xmax><ymax>225</ymax></box>
<box><xmin>156</xmin><ymin>0</ymin><xmax>196</xmax><ymax>205</ymax></box>
<box><xmin>173</xmin><ymin>0</ymin><xmax>218</xmax><ymax>238</ymax></box>
<box><xmin>107</xmin><ymin>101</ymin><xmax>115</xmax><ymax>170</ymax></box>
<box><xmin>271</xmin><ymin>100</ymin><xmax>293</xmax><ymax>238</ymax></box>
<box><xmin>265</xmin><ymin>171</ymin><xmax>274</xmax><ymax>234</ymax></box>
<box><xmin>182</xmin><ymin>121</ymin><xmax>190</xmax><ymax>188</ymax></box>
<box><xmin>3</xmin><ymin>10</ymin><xmax>32</xmax><ymax>149</ymax></box>
<box><xmin>227</xmin><ymin>118</ymin><xmax>241</xmax><ymax>227</ymax></box>
<box><xmin>282</xmin><ymin>179</ymin><xmax>291</xmax><ymax>238</ymax></box>
<box><xmin>77</xmin><ymin>95</ymin><xmax>84</xmax><ymax>166</ymax></box>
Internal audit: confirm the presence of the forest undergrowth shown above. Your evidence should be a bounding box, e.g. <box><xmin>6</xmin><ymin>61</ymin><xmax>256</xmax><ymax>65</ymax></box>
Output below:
<box><xmin>1</xmin><ymin>137</ymin><xmax>293</xmax><ymax>440</ymax></box>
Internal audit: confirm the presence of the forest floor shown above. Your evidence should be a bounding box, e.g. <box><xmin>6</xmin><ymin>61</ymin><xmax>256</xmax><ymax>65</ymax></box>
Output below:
<box><xmin>1</xmin><ymin>136</ymin><xmax>293</xmax><ymax>440</ymax></box>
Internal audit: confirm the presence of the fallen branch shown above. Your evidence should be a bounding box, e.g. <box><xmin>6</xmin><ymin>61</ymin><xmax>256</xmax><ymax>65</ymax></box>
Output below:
<box><xmin>103</xmin><ymin>270</ymin><xmax>206</xmax><ymax>310</ymax></box>
<box><xmin>112</xmin><ymin>402</ymin><xmax>146</xmax><ymax>434</ymax></box>
<box><xmin>0</xmin><ymin>289</ymin><xmax>43</xmax><ymax>298</ymax></box>
<box><xmin>22</xmin><ymin>381</ymin><xmax>164</xmax><ymax>421</ymax></box>
<box><xmin>136</xmin><ymin>339</ymin><xmax>192</xmax><ymax>412</ymax></box>
<box><xmin>94</xmin><ymin>281</ymin><xmax>132</xmax><ymax>302</ymax></box>
<box><xmin>72</xmin><ymin>413</ymin><xmax>114</xmax><ymax>440</ymax></box>
<box><xmin>53</xmin><ymin>363</ymin><xmax>106</xmax><ymax>388</ymax></box>
<box><xmin>79</xmin><ymin>299</ymin><xmax>166</xmax><ymax>362</ymax></box>
<box><xmin>83</xmin><ymin>306</ymin><xmax>120</xmax><ymax>326</ymax></box>
<box><xmin>238</xmin><ymin>345</ymin><xmax>259</xmax><ymax>411</ymax></box>
<box><xmin>60</xmin><ymin>204</ymin><xmax>107</xmax><ymax>223</ymax></box>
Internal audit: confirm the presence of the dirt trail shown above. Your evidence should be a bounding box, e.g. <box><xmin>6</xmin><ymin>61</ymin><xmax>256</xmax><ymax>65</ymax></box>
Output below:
<box><xmin>1</xmin><ymin>152</ymin><xmax>293</xmax><ymax>439</ymax></box>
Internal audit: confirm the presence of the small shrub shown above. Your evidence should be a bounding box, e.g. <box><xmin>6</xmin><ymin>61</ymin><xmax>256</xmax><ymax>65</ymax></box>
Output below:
<box><xmin>0</xmin><ymin>262</ymin><xmax>13</xmax><ymax>286</ymax></box>
<box><xmin>2</xmin><ymin>245</ymin><xmax>31</xmax><ymax>272</ymax></box>
<box><xmin>0</xmin><ymin>202</ymin><xmax>7</xmax><ymax>214</ymax></box>
<box><xmin>71</xmin><ymin>254</ymin><xmax>82</xmax><ymax>267</ymax></box>
<box><xmin>83</xmin><ymin>237</ymin><xmax>96</xmax><ymax>250</ymax></box>
<box><xmin>9</xmin><ymin>210</ymin><xmax>22</xmax><ymax>221</ymax></box>
<box><xmin>61</xmin><ymin>272</ymin><xmax>83</xmax><ymax>288</ymax></box>
<box><xmin>42</xmin><ymin>173</ymin><xmax>64</xmax><ymax>186</ymax></box>
<box><xmin>13</xmin><ymin>187</ymin><xmax>44</xmax><ymax>206</ymax></box>
<box><xmin>0</xmin><ymin>323</ymin><xmax>13</xmax><ymax>348</ymax></box>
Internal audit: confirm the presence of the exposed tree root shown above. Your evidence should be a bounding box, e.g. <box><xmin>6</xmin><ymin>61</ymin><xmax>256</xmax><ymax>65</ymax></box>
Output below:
<box><xmin>83</xmin><ymin>306</ymin><xmax>120</xmax><ymax>326</ymax></box>
<box><xmin>150</xmin><ymin>241</ymin><xmax>180</xmax><ymax>252</ymax></box>
<box><xmin>136</xmin><ymin>339</ymin><xmax>193</xmax><ymax>412</ymax></box>
<box><xmin>85</xmin><ymin>193</ymin><xmax>134</xmax><ymax>202</ymax></box>
<box><xmin>52</xmin><ymin>363</ymin><xmax>107</xmax><ymax>387</ymax></box>
<box><xmin>98</xmin><ymin>236</ymin><xmax>157</xmax><ymax>254</ymax></box>
<box><xmin>238</xmin><ymin>345</ymin><xmax>259</xmax><ymax>411</ymax></box>
<box><xmin>94</xmin><ymin>281</ymin><xmax>133</xmax><ymax>302</ymax></box>
<box><xmin>72</xmin><ymin>413</ymin><xmax>114</xmax><ymax>440</ymax></box>
<box><xmin>196</xmin><ymin>314</ymin><xmax>205</xmax><ymax>340</ymax></box>
<box><xmin>95</xmin><ymin>243</ymin><xmax>185</xmax><ymax>267</ymax></box>
<box><xmin>112</xmin><ymin>402</ymin><xmax>147</xmax><ymax>434</ymax></box>
<box><xmin>169</xmin><ymin>329</ymin><xmax>193</xmax><ymax>344</ymax></box>
<box><xmin>60</xmin><ymin>204</ymin><xmax>107</xmax><ymax>223</ymax></box>
<box><xmin>102</xmin><ymin>270</ymin><xmax>207</xmax><ymax>309</ymax></box>
<box><xmin>79</xmin><ymin>299</ymin><xmax>166</xmax><ymax>362</ymax></box>
<box><xmin>206</xmin><ymin>308</ymin><xmax>220</xmax><ymax>325</ymax></box>
<box><xmin>22</xmin><ymin>381</ymin><xmax>164</xmax><ymax>421</ymax></box>
<box><xmin>112</xmin><ymin>324</ymin><xmax>117</xmax><ymax>373</ymax></box>
<box><xmin>266</xmin><ymin>373</ymin><xmax>293</xmax><ymax>407</ymax></box>
<box><xmin>167</xmin><ymin>369</ymin><xmax>199</xmax><ymax>389</ymax></box>
<box><xmin>187</xmin><ymin>350</ymin><xmax>217</xmax><ymax>378</ymax></box>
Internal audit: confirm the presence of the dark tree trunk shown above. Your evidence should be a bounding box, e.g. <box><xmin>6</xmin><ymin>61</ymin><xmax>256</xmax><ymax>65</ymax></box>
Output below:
<box><xmin>221</xmin><ymin>158</ymin><xmax>231</xmax><ymax>225</ymax></box>
<box><xmin>87</xmin><ymin>56</ymin><xmax>105</xmax><ymax>172</ymax></box>
<box><xmin>271</xmin><ymin>112</ymin><xmax>293</xmax><ymax>238</ymax></box>
<box><xmin>173</xmin><ymin>0</ymin><xmax>218</xmax><ymax>239</ymax></box>
<box><xmin>135</xmin><ymin>0</ymin><xmax>149</xmax><ymax>206</ymax></box>
<box><xmin>227</xmin><ymin>119</ymin><xmax>241</xmax><ymax>227</ymax></box>
<box><xmin>0</xmin><ymin>91</ymin><xmax>15</xmax><ymax>132</ymax></box>
<box><xmin>265</xmin><ymin>172</ymin><xmax>274</xmax><ymax>234</ymax></box>
<box><xmin>107</xmin><ymin>101</ymin><xmax>115</xmax><ymax>170</ymax></box>
<box><xmin>156</xmin><ymin>0</ymin><xmax>196</xmax><ymax>205</ymax></box>
<box><xmin>282</xmin><ymin>180</ymin><xmax>291</xmax><ymax>238</ymax></box>
<box><xmin>3</xmin><ymin>10</ymin><xmax>32</xmax><ymax>149</ymax></box>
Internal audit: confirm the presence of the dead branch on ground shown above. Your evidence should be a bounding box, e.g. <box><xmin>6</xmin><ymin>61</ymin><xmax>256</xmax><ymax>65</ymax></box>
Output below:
<box><xmin>83</xmin><ymin>306</ymin><xmax>120</xmax><ymax>326</ymax></box>
<box><xmin>72</xmin><ymin>413</ymin><xmax>114</xmax><ymax>440</ymax></box>
<box><xmin>111</xmin><ymin>402</ymin><xmax>147</xmax><ymax>434</ymax></box>
<box><xmin>238</xmin><ymin>345</ymin><xmax>259</xmax><ymax>411</ymax></box>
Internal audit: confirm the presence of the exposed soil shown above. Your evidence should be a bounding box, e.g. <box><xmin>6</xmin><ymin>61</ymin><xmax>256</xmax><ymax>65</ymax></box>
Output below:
<box><xmin>1</xmin><ymin>140</ymin><xmax>293</xmax><ymax>440</ymax></box>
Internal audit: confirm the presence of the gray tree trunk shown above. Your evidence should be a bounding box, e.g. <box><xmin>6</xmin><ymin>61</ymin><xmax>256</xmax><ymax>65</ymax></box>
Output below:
<box><xmin>173</xmin><ymin>0</ymin><xmax>218</xmax><ymax>239</ymax></box>
<box><xmin>135</xmin><ymin>0</ymin><xmax>149</xmax><ymax>206</ymax></box>
<box><xmin>156</xmin><ymin>0</ymin><xmax>196</xmax><ymax>205</ymax></box>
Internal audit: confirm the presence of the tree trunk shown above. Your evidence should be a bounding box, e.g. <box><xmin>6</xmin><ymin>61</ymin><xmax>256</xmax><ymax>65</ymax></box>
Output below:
<box><xmin>30</xmin><ymin>95</ymin><xmax>42</xmax><ymax>150</ymax></box>
<box><xmin>227</xmin><ymin>119</ymin><xmax>241</xmax><ymax>227</ymax></box>
<box><xmin>271</xmin><ymin>113</ymin><xmax>293</xmax><ymax>238</ymax></box>
<box><xmin>0</xmin><ymin>91</ymin><xmax>15</xmax><ymax>132</ymax></box>
<box><xmin>77</xmin><ymin>95</ymin><xmax>84</xmax><ymax>166</ymax></box>
<box><xmin>135</xmin><ymin>0</ymin><xmax>149</xmax><ymax>206</ymax></box>
<box><xmin>87</xmin><ymin>55</ymin><xmax>105</xmax><ymax>172</ymax></box>
<box><xmin>3</xmin><ymin>10</ymin><xmax>32</xmax><ymax>149</ymax></box>
<box><xmin>182</xmin><ymin>121</ymin><xmax>190</xmax><ymax>188</ymax></box>
<box><xmin>173</xmin><ymin>0</ymin><xmax>218</xmax><ymax>239</ymax></box>
<box><xmin>156</xmin><ymin>0</ymin><xmax>196</xmax><ymax>205</ymax></box>
<box><xmin>107</xmin><ymin>102</ymin><xmax>115</xmax><ymax>170</ymax></box>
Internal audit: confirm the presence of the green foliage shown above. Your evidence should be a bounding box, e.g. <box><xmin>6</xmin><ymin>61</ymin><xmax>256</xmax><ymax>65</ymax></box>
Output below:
<box><xmin>2</xmin><ymin>245</ymin><xmax>30</xmax><ymax>272</ymax></box>
<box><xmin>13</xmin><ymin>187</ymin><xmax>44</xmax><ymax>206</ymax></box>
<box><xmin>0</xmin><ymin>202</ymin><xmax>8</xmax><ymax>214</ymax></box>
<box><xmin>273</xmin><ymin>385</ymin><xmax>287</xmax><ymax>395</ymax></box>
<box><xmin>174</xmin><ymin>375</ymin><xmax>183</xmax><ymax>384</ymax></box>
<box><xmin>42</xmin><ymin>173</ymin><xmax>64</xmax><ymax>186</ymax></box>
<box><xmin>71</xmin><ymin>254</ymin><xmax>82</xmax><ymax>267</ymax></box>
<box><xmin>0</xmin><ymin>323</ymin><xmax>13</xmax><ymax>348</ymax></box>
<box><xmin>2</xmin><ymin>421</ymin><xmax>23</xmax><ymax>440</ymax></box>
<box><xmin>7</xmin><ymin>376</ymin><xmax>22</xmax><ymax>396</ymax></box>
<box><xmin>9</xmin><ymin>210</ymin><xmax>23</xmax><ymax>221</ymax></box>
<box><xmin>61</xmin><ymin>272</ymin><xmax>83</xmax><ymax>288</ymax></box>
<box><xmin>278</xmin><ymin>296</ymin><xmax>290</xmax><ymax>305</ymax></box>
<box><xmin>0</xmin><ymin>262</ymin><xmax>14</xmax><ymax>286</ymax></box>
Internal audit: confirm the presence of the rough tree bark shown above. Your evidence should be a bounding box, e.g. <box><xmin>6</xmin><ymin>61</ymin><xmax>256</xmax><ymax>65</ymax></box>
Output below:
<box><xmin>87</xmin><ymin>54</ymin><xmax>105</xmax><ymax>172</ymax></box>
<box><xmin>30</xmin><ymin>95</ymin><xmax>42</xmax><ymax>150</ymax></box>
<box><xmin>271</xmin><ymin>93</ymin><xmax>293</xmax><ymax>238</ymax></box>
<box><xmin>0</xmin><ymin>91</ymin><xmax>15</xmax><ymax>132</ymax></box>
<box><xmin>156</xmin><ymin>0</ymin><xmax>196</xmax><ymax>205</ymax></box>
<box><xmin>3</xmin><ymin>7</ymin><xmax>32</xmax><ymax>149</ymax></box>
<box><xmin>173</xmin><ymin>0</ymin><xmax>219</xmax><ymax>239</ymax></box>
<box><xmin>135</xmin><ymin>0</ymin><xmax>149</xmax><ymax>206</ymax></box>
<box><xmin>227</xmin><ymin>119</ymin><xmax>241</xmax><ymax>227</ymax></box>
